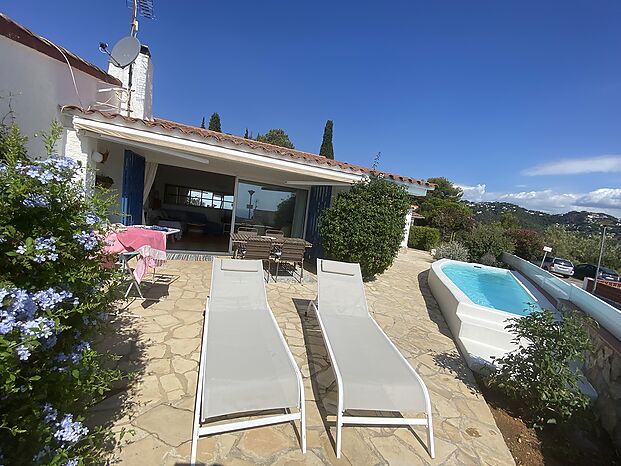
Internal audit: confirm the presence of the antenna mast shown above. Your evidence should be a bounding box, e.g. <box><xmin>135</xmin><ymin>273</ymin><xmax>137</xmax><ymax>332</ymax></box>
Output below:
<box><xmin>130</xmin><ymin>0</ymin><xmax>138</xmax><ymax>36</ymax></box>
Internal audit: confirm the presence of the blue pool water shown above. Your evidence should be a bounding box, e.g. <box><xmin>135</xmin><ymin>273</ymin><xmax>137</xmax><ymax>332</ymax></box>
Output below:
<box><xmin>441</xmin><ymin>262</ymin><xmax>540</xmax><ymax>316</ymax></box>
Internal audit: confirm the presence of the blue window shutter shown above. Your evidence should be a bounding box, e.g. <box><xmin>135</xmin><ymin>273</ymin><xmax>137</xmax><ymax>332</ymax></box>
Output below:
<box><xmin>121</xmin><ymin>150</ymin><xmax>145</xmax><ymax>225</ymax></box>
<box><xmin>304</xmin><ymin>185</ymin><xmax>332</xmax><ymax>260</ymax></box>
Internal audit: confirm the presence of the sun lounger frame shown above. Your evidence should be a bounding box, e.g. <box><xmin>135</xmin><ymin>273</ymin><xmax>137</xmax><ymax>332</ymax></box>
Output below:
<box><xmin>308</xmin><ymin>261</ymin><xmax>435</xmax><ymax>459</ymax></box>
<box><xmin>190</xmin><ymin>261</ymin><xmax>306</xmax><ymax>465</ymax></box>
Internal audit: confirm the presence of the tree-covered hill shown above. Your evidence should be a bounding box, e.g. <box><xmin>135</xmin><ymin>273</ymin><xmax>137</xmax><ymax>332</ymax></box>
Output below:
<box><xmin>463</xmin><ymin>201</ymin><xmax>620</xmax><ymax>237</ymax></box>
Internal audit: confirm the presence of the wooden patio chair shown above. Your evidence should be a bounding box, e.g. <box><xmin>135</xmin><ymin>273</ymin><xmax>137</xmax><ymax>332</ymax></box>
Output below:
<box><xmin>243</xmin><ymin>237</ymin><xmax>273</xmax><ymax>282</ymax></box>
<box><xmin>265</xmin><ymin>229</ymin><xmax>285</xmax><ymax>239</ymax></box>
<box><xmin>271</xmin><ymin>240</ymin><xmax>306</xmax><ymax>284</ymax></box>
<box><xmin>237</xmin><ymin>226</ymin><xmax>259</xmax><ymax>236</ymax></box>
<box><xmin>234</xmin><ymin>226</ymin><xmax>259</xmax><ymax>258</ymax></box>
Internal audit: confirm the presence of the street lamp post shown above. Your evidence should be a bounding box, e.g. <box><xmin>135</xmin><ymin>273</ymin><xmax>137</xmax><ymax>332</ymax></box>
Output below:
<box><xmin>247</xmin><ymin>190</ymin><xmax>255</xmax><ymax>219</ymax></box>
<box><xmin>593</xmin><ymin>226</ymin><xmax>607</xmax><ymax>293</ymax></box>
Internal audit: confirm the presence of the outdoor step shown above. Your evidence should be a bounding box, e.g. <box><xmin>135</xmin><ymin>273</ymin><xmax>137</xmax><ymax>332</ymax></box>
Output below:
<box><xmin>458</xmin><ymin>320</ymin><xmax>516</xmax><ymax>354</ymax></box>
<box><xmin>459</xmin><ymin>336</ymin><xmax>510</xmax><ymax>368</ymax></box>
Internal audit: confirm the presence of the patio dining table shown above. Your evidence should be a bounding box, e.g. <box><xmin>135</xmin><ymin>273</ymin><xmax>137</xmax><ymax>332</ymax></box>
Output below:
<box><xmin>230</xmin><ymin>232</ymin><xmax>312</xmax><ymax>258</ymax></box>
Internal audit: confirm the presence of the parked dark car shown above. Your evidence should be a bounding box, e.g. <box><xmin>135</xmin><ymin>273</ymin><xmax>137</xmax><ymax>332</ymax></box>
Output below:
<box><xmin>573</xmin><ymin>264</ymin><xmax>620</xmax><ymax>282</ymax></box>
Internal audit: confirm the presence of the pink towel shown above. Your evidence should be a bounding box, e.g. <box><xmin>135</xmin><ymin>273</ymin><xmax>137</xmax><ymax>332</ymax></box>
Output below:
<box><xmin>104</xmin><ymin>227</ymin><xmax>167</xmax><ymax>283</ymax></box>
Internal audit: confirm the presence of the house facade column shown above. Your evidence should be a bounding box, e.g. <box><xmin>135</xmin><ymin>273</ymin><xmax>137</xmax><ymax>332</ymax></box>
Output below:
<box><xmin>400</xmin><ymin>206</ymin><xmax>415</xmax><ymax>249</ymax></box>
<box><xmin>62</xmin><ymin>127</ymin><xmax>96</xmax><ymax>193</ymax></box>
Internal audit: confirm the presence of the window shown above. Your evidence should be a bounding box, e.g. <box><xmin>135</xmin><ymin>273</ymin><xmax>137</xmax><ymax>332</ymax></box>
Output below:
<box><xmin>164</xmin><ymin>184</ymin><xmax>233</xmax><ymax>210</ymax></box>
<box><xmin>235</xmin><ymin>180</ymin><xmax>308</xmax><ymax>237</ymax></box>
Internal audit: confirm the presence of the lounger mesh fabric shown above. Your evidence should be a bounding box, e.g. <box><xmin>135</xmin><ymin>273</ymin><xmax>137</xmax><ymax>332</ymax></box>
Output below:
<box><xmin>201</xmin><ymin>259</ymin><xmax>299</xmax><ymax>420</ymax></box>
<box><xmin>317</xmin><ymin>259</ymin><xmax>427</xmax><ymax>412</ymax></box>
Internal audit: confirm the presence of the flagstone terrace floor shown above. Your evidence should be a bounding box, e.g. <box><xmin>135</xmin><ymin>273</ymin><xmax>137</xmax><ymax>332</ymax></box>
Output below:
<box><xmin>94</xmin><ymin>250</ymin><xmax>515</xmax><ymax>465</ymax></box>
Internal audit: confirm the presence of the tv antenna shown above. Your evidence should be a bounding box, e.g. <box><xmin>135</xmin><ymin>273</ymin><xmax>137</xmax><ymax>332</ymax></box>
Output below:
<box><xmin>98</xmin><ymin>0</ymin><xmax>154</xmax><ymax>115</ymax></box>
<box><xmin>98</xmin><ymin>0</ymin><xmax>154</xmax><ymax>67</ymax></box>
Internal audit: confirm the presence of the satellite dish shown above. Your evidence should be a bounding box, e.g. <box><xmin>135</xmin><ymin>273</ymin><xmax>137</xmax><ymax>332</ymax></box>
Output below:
<box><xmin>109</xmin><ymin>36</ymin><xmax>141</xmax><ymax>68</ymax></box>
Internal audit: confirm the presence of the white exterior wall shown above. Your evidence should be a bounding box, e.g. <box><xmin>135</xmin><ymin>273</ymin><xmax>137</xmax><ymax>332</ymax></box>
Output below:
<box><xmin>401</xmin><ymin>207</ymin><xmax>414</xmax><ymax>248</ymax></box>
<box><xmin>63</xmin><ymin>128</ymin><xmax>96</xmax><ymax>189</ymax></box>
<box><xmin>0</xmin><ymin>36</ymin><xmax>117</xmax><ymax>157</ymax></box>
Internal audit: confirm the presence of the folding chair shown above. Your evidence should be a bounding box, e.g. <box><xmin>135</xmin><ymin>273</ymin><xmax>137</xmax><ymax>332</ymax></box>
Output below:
<box><xmin>119</xmin><ymin>251</ymin><xmax>143</xmax><ymax>299</ymax></box>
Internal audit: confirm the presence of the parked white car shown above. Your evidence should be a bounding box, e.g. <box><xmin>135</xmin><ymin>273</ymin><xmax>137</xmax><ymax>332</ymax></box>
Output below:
<box><xmin>542</xmin><ymin>257</ymin><xmax>574</xmax><ymax>277</ymax></box>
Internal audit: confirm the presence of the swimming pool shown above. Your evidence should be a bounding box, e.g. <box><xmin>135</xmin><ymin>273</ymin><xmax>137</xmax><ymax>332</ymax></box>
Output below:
<box><xmin>441</xmin><ymin>262</ymin><xmax>539</xmax><ymax>316</ymax></box>
<box><xmin>428</xmin><ymin>259</ymin><xmax>545</xmax><ymax>371</ymax></box>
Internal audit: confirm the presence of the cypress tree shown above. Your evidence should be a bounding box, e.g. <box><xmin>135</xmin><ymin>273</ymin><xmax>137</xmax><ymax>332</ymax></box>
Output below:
<box><xmin>200</xmin><ymin>116</ymin><xmax>205</xmax><ymax>129</ymax></box>
<box><xmin>208</xmin><ymin>112</ymin><xmax>222</xmax><ymax>132</ymax></box>
<box><xmin>244</xmin><ymin>128</ymin><xmax>249</xmax><ymax>139</ymax></box>
<box><xmin>319</xmin><ymin>120</ymin><xmax>334</xmax><ymax>159</ymax></box>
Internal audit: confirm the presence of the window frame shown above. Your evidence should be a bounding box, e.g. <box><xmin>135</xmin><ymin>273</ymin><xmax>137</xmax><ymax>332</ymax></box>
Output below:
<box><xmin>164</xmin><ymin>183</ymin><xmax>234</xmax><ymax>210</ymax></box>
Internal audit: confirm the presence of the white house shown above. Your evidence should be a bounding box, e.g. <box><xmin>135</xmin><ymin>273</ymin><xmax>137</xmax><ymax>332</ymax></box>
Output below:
<box><xmin>0</xmin><ymin>13</ymin><xmax>434</xmax><ymax>255</ymax></box>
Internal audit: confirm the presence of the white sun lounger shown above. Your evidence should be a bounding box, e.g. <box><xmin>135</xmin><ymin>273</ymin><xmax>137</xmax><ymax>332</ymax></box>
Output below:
<box><xmin>190</xmin><ymin>258</ymin><xmax>306</xmax><ymax>464</ymax></box>
<box><xmin>308</xmin><ymin>259</ymin><xmax>435</xmax><ymax>459</ymax></box>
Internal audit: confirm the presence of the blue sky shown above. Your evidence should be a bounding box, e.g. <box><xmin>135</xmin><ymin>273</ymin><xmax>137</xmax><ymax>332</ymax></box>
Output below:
<box><xmin>4</xmin><ymin>1</ymin><xmax>621</xmax><ymax>216</ymax></box>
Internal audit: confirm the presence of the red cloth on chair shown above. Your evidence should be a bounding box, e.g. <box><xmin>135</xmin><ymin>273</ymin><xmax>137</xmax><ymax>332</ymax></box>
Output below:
<box><xmin>105</xmin><ymin>227</ymin><xmax>167</xmax><ymax>283</ymax></box>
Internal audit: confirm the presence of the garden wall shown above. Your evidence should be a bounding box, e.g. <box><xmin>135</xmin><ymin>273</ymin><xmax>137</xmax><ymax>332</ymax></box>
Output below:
<box><xmin>501</xmin><ymin>253</ymin><xmax>621</xmax><ymax>341</ymax></box>
<box><xmin>503</xmin><ymin>253</ymin><xmax>621</xmax><ymax>451</ymax></box>
<box><xmin>557</xmin><ymin>300</ymin><xmax>621</xmax><ymax>451</ymax></box>
<box><xmin>584</xmin><ymin>278</ymin><xmax>621</xmax><ymax>306</ymax></box>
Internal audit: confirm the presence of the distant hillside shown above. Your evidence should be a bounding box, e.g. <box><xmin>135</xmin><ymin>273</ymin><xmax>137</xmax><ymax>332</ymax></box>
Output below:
<box><xmin>463</xmin><ymin>201</ymin><xmax>621</xmax><ymax>237</ymax></box>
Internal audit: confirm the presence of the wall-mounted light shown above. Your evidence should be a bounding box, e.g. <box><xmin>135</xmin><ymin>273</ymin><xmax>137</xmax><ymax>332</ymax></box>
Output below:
<box><xmin>91</xmin><ymin>150</ymin><xmax>109</xmax><ymax>164</ymax></box>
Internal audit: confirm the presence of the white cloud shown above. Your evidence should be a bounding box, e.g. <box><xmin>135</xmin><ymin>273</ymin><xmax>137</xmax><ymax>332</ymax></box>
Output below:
<box><xmin>457</xmin><ymin>183</ymin><xmax>486</xmax><ymax>202</ymax></box>
<box><xmin>459</xmin><ymin>184</ymin><xmax>621</xmax><ymax>217</ymax></box>
<box><xmin>522</xmin><ymin>155</ymin><xmax>621</xmax><ymax>176</ymax></box>
<box><xmin>575</xmin><ymin>188</ymin><xmax>621</xmax><ymax>210</ymax></box>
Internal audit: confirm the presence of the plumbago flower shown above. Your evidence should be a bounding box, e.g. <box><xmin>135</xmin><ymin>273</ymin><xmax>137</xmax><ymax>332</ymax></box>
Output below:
<box><xmin>84</xmin><ymin>212</ymin><xmax>100</xmax><ymax>226</ymax></box>
<box><xmin>55</xmin><ymin>341</ymin><xmax>91</xmax><ymax>367</ymax></box>
<box><xmin>0</xmin><ymin>287</ymin><xmax>77</xmax><ymax>359</ymax></box>
<box><xmin>34</xmin><ymin>404</ymin><xmax>88</xmax><ymax>464</ymax></box>
<box><xmin>0</xmin><ymin>121</ymin><xmax>123</xmax><ymax>464</ymax></box>
<box><xmin>16</xmin><ymin>156</ymin><xmax>80</xmax><ymax>184</ymax></box>
<box><xmin>23</xmin><ymin>193</ymin><xmax>49</xmax><ymax>208</ymax></box>
<box><xmin>73</xmin><ymin>230</ymin><xmax>99</xmax><ymax>251</ymax></box>
<box><xmin>14</xmin><ymin>236</ymin><xmax>59</xmax><ymax>263</ymax></box>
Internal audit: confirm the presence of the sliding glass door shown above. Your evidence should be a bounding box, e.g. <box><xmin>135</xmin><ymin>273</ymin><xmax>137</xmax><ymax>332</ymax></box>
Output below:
<box><xmin>235</xmin><ymin>180</ymin><xmax>308</xmax><ymax>237</ymax></box>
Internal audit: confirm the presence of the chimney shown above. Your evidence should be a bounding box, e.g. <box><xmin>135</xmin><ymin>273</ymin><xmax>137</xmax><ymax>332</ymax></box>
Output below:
<box><xmin>107</xmin><ymin>45</ymin><xmax>153</xmax><ymax>120</ymax></box>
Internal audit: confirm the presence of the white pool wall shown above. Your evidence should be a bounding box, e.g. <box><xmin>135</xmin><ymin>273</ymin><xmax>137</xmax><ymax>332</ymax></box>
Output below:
<box><xmin>428</xmin><ymin>259</ymin><xmax>527</xmax><ymax>370</ymax></box>
<box><xmin>502</xmin><ymin>253</ymin><xmax>621</xmax><ymax>341</ymax></box>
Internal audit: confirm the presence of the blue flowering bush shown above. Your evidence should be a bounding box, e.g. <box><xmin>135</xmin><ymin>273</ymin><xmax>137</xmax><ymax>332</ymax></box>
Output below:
<box><xmin>0</xmin><ymin>122</ymin><xmax>124</xmax><ymax>465</ymax></box>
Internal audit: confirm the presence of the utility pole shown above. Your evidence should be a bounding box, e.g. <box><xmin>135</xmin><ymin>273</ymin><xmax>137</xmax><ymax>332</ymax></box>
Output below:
<box><xmin>593</xmin><ymin>226</ymin><xmax>607</xmax><ymax>293</ymax></box>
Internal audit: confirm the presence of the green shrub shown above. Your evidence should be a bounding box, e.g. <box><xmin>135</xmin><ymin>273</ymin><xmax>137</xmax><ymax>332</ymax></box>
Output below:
<box><xmin>434</xmin><ymin>241</ymin><xmax>469</xmax><ymax>262</ymax></box>
<box><xmin>319</xmin><ymin>178</ymin><xmax>410</xmax><ymax>280</ymax></box>
<box><xmin>461</xmin><ymin>223</ymin><xmax>515</xmax><ymax>262</ymax></box>
<box><xmin>408</xmin><ymin>226</ymin><xmax>440</xmax><ymax>251</ymax></box>
<box><xmin>508</xmin><ymin>228</ymin><xmax>544</xmax><ymax>261</ymax></box>
<box><xmin>0</xmin><ymin>122</ymin><xmax>124</xmax><ymax>464</ymax></box>
<box><xmin>479</xmin><ymin>252</ymin><xmax>497</xmax><ymax>267</ymax></box>
<box><xmin>485</xmin><ymin>309</ymin><xmax>593</xmax><ymax>427</ymax></box>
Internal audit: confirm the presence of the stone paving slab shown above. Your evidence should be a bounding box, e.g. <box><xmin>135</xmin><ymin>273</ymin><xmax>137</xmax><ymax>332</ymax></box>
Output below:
<box><xmin>94</xmin><ymin>251</ymin><xmax>514</xmax><ymax>465</ymax></box>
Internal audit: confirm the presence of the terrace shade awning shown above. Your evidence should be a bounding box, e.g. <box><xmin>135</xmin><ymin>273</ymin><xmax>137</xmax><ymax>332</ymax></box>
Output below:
<box><xmin>72</xmin><ymin>117</ymin><xmax>367</xmax><ymax>185</ymax></box>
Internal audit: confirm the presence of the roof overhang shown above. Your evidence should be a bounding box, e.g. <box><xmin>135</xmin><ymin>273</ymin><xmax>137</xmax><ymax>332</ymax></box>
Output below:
<box><xmin>67</xmin><ymin>111</ymin><xmax>434</xmax><ymax>196</ymax></box>
<box><xmin>71</xmin><ymin>115</ymin><xmax>364</xmax><ymax>184</ymax></box>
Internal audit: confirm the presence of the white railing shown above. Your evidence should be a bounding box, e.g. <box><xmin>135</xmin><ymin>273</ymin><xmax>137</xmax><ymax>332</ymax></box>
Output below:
<box><xmin>502</xmin><ymin>253</ymin><xmax>621</xmax><ymax>341</ymax></box>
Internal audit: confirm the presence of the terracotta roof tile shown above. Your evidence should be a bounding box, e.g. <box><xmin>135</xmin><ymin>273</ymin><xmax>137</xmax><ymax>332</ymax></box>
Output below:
<box><xmin>61</xmin><ymin>106</ymin><xmax>435</xmax><ymax>188</ymax></box>
<box><xmin>0</xmin><ymin>13</ymin><xmax>121</xmax><ymax>86</ymax></box>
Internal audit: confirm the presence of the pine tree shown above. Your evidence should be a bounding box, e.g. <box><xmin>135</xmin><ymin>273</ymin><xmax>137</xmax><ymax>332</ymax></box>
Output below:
<box><xmin>319</xmin><ymin>119</ymin><xmax>334</xmax><ymax>159</ymax></box>
<box><xmin>256</xmin><ymin>129</ymin><xmax>294</xmax><ymax>149</ymax></box>
<box><xmin>200</xmin><ymin>116</ymin><xmax>205</xmax><ymax>129</ymax></box>
<box><xmin>208</xmin><ymin>112</ymin><xmax>222</xmax><ymax>132</ymax></box>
